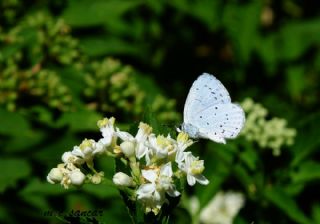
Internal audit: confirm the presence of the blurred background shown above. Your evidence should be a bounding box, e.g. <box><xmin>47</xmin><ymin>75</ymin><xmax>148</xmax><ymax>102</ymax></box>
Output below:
<box><xmin>0</xmin><ymin>0</ymin><xmax>320</xmax><ymax>223</ymax></box>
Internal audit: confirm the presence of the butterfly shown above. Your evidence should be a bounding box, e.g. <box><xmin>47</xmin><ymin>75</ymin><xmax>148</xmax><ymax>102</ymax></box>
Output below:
<box><xmin>181</xmin><ymin>73</ymin><xmax>245</xmax><ymax>144</ymax></box>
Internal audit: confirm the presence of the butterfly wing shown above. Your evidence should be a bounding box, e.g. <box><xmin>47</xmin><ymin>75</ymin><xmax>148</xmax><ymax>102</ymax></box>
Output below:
<box><xmin>192</xmin><ymin>103</ymin><xmax>245</xmax><ymax>143</ymax></box>
<box><xmin>184</xmin><ymin>73</ymin><xmax>231</xmax><ymax>124</ymax></box>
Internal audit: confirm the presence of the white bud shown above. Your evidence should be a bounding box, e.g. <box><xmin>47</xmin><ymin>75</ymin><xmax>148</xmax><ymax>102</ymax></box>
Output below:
<box><xmin>62</xmin><ymin>151</ymin><xmax>83</xmax><ymax>165</ymax></box>
<box><xmin>120</xmin><ymin>141</ymin><xmax>135</xmax><ymax>158</ymax></box>
<box><xmin>91</xmin><ymin>172</ymin><xmax>104</xmax><ymax>184</ymax></box>
<box><xmin>62</xmin><ymin>151</ymin><xmax>74</xmax><ymax>163</ymax></box>
<box><xmin>69</xmin><ymin>169</ymin><xmax>86</xmax><ymax>186</ymax></box>
<box><xmin>113</xmin><ymin>172</ymin><xmax>134</xmax><ymax>187</ymax></box>
<box><xmin>47</xmin><ymin>168</ymin><xmax>63</xmax><ymax>184</ymax></box>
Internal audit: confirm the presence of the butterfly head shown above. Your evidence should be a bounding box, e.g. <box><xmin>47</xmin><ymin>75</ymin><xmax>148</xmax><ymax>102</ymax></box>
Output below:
<box><xmin>181</xmin><ymin>123</ymin><xmax>200</xmax><ymax>139</ymax></box>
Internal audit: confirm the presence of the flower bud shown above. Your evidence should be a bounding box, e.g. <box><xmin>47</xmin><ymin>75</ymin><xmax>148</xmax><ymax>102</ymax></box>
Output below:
<box><xmin>91</xmin><ymin>172</ymin><xmax>104</xmax><ymax>184</ymax></box>
<box><xmin>47</xmin><ymin>168</ymin><xmax>63</xmax><ymax>184</ymax></box>
<box><xmin>62</xmin><ymin>151</ymin><xmax>74</xmax><ymax>163</ymax></box>
<box><xmin>113</xmin><ymin>172</ymin><xmax>134</xmax><ymax>187</ymax></box>
<box><xmin>120</xmin><ymin>141</ymin><xmax>135</xmax><ymax>158</ymax></box>
<box><xmin>69</xmin><ymin>169</ymin><xmax>86</xmax><ymax>186</ymax></box>
<box><xmin>62</xmin><ymin>151</ymin><xmax>83</xmax><ymax>165</ymax></box>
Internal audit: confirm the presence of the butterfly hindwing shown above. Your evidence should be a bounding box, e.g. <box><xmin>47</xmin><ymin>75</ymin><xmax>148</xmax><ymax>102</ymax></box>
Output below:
<box><xmin>184</xmin><ymin>73</ymin><xmax>231</xmax><ymax>124</ymax></box>
<box><xmin>188</xmin><ymin>103</ymin><xmax>245</xmax><ymax>142</ymax></box>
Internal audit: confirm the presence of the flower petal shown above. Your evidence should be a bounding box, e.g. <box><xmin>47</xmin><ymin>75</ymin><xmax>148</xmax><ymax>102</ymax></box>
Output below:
<box><xmin>187</xmin><ymin>175</ymin><xmax>196</xmax><ymax>186</ymax></box>
<box><xmin>160</xmin><ymin>162</ymin><xmax>172</xmax><ymax>177</ymax></box>
<box><xmin>116</xmin><ymin>128</ymin><xmax>134</xmax><ymax>141</ymax></box>
<box><xmin>142</xmin><ymin>169</ymin><xmax>158</xmax><ymax>183</ymax></box>
<box><xmin>194</xmin><ymin>174</ymin><xmax>209</xmax><ymax>185</ymax></box>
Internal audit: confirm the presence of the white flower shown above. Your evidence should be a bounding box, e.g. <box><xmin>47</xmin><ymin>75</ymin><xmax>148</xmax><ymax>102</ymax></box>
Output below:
<box><xmin>200</xmin><ymin>191</ymin><xmax>245</xmax><ymax>224</ymax></box>
<box><xmin>113</xmin><ymin>172</ymin><xmax>135</xmax><ymax>187</ymax></box>
<box><xmin>136</xmin><ymin>162</ymin><xmax>180</xmax><ymax>214</ymax></box>
<box><xmin>120</xmin><ymin>141</ymin><xmax>135</xmax><ymax>158</ymax></box>
<box><xmin>69</xmin><ymin>169</ymin><xmax>86</xmax><ymax>186</ymax></box>
<box><xmin>97</xmin><ymin>117</ymin><xmax>117</xmax><ymax>147</ymax></box>
<box><xmin>62</xmin><ymin>151</ymin><xmax>84</xmax><ymax>165</ymax></box>
<box><xmin>47</xmin><ymin>167</ymin><xmax>64</xmax><ymax>184</ymax></box>
<box><xmin>71</xmin><ymin>138</ymin><xmax>105</xmax><ymax>161</ymax></box>
<box><xmin>146</xmin><ymin>134</ymin><xmax>177</xmax><ymax>165</ymax></box>
<box><xmin>175</xmin><ymin>132</ymin><xmax>194</xmax><ymax>164</ymax></box>
<box><xmin>116</xmin><ymin>122</ymin><xmax>152</xmax><ymax>159</ymax></box>
<box><xmin>178</xmin><ymin>152</ymin><xmax>209</xmax><ymax>186</ymax></box>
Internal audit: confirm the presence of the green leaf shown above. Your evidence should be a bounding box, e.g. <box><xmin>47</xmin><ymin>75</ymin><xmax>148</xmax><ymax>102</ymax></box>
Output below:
<box><xmin>20</xmin><ymin>178</ymin><xmax>65</xmax><ymax>196</ymax></box>
<box><xmin>0</xmin><ymin>158</ymin><xmax>31</xmax><ymax>193</ymax></box>
<box><xmin>62</xmin><ymin>0</ymin><xmax>142</xmax><ymax>27</ymax></box>
<box><xmin>233</xmin><ymin>164</ymin><xmax>254</xmax><ymax>191</ymax></box>
<box><xmin>238</xmin><ymin>144</ymin><xmax>258</xmax><ymax>171</ymax></box>
<box><xmin>264</xmin><ymin>186</ymin><xmax>311</xmax><ymax>224</ymax></box>
<box><xmin>312</xmin><ymin>204</ymin><xmax>320</xmax><ymax>224</ymax></box>
<box><xmin>20</xmin><ymin>194</ymin><xmax>50</xmax><ymax>210</ymax></box>
<box><xmin>79</xmin><ymin>37</ymin><xmax>143</xmax><ymax>57</ymax></box>
<box><xmin>255</xmin><ymin>34</ymin><xmax>278</xmax><ymax>75</ymax></box>
<box><xmin>197</xmin><ymin>143</ymin><xmax>232</xmax><ymax>208</ymax></box>
<box><xmin>0</xmin><ymin>108</ymin><xmax>30</xmax><ymax>136</ymax></box>
<box><xmin>291</xmin><ymin>112</ymin><xmax>320</xmax><ymax>166</ymax></box>
<box><xmin>82</xmin><ymin>182</ymin><xmax>119</xmax><ymax>199</ymax></box>
<box><xmin>0</xmin><ymin>43</ymin><xmax>24</xmax><ymax>60</ymax></box>
<box><xmin>33</xmin><ymin>133</ymin><xmax>79</xmax><ymax>165</ymax></box>
<box><xmin>197</xmin><ymin>170</ymin><xmax>228</xmax><ymax>209</ymax></box>
<box><xmin>279</xmin><ymin>19</ymin><xmax>320</xmax><ymax>61</ymax></box>
<box><xmin>56</xmin><ymin>110</ymin><xmax>101</xmax><ymax>132</ymax></box>
<box><xmin>222</xmin><ymin>1</ymin><xmax>262</xmax><ymax>63</ymax></box>
<box><xmin>286</xmin><ymin>66</ymin><xmax>306</xmax><ymax>100</ymax></box>
<box><xmin>291</xmin><ymin>161</ymin><xmax>320</xmax><ymax>183</ymax></box>
<box><xmin>4</xmin><ymin>130</ymin><xmax>45</xmax><ymax>153</ymax></box>
<box><xmin>169</xmin><ymin>0</ymin><xmax>222</xmax><ymax>31</ymax></box>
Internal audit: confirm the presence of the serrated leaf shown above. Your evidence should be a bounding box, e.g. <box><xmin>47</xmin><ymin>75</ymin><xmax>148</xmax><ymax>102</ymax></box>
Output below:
<box><xmin>0</xmin><ymin>158</ymin><xmax>31</xmax><ymax>193</ymax></box>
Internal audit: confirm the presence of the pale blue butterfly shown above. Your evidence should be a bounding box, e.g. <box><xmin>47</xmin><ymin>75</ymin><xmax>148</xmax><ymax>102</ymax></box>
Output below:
<box><xmin>181</xmin><ymin>73</ymin><xmax>245</xmax><ymax>144</ymax></box>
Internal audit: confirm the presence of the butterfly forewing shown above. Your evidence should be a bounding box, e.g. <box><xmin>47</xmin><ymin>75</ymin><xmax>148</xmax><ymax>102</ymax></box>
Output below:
<box><xmin>184</xmin><ymin>73</ymin><xmax>231</xmax><ymax>124</ymax></box>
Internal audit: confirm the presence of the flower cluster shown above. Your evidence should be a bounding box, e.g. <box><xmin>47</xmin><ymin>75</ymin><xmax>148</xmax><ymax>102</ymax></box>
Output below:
<box><xmin>47</xmin><ymin>117</ymin><xmax>209</xmax><ymax>215</ymax></box>
<box><xmin>84</xmin><ymin>58</ymin><xmax>181</xmax><ymax>123</ymax></box>
<box><xmin>0</xmin><ymin>12</ymin><xmax>78</xmax><ymax>111</ymax></box>
<box><xmin>240</xmin><ymin>98</ymin><xmax>297</xmax><ymax>156</ymax></box>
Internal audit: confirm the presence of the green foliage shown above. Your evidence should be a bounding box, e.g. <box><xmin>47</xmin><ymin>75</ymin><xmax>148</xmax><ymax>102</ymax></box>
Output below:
<box><xmin>0</xmin><ymin>0</ymin><xmax>319</xmax><ymax>223</ymax></box>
